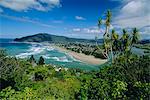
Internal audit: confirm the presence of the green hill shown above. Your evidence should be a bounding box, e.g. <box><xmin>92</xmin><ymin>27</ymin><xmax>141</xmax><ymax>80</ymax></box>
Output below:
<box><xmin>14</xmin><ymin>33</ymin><xmax>103</xmax><ymax>44</ymax></box>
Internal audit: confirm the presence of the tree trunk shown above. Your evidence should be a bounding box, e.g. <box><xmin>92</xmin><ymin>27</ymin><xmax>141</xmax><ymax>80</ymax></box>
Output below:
<box><xmin>110</xmin><ymin>28</ymin><xmax>114</xmax><ymax>63</ymax></box>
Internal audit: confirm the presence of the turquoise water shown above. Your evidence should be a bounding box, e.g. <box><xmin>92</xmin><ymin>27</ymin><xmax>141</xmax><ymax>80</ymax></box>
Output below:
<box><xmin>132</xmin><ymin>47</ymin><xmax>145</xmax><ymax>55</ymax></box>
<box><xmin>0</xmin><ymin>39</ymin><xmax>100</xmax><ymax>70</ymax></box>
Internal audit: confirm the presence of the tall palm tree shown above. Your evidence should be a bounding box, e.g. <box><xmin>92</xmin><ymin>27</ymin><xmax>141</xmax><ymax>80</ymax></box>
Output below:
<box><xmin>97</xmin><ymin>18</ymin><xmax>108</xmax><ymax>58</ymax></box>
<box><xmin>105</xmin><ymin>10</ymin><xmax>112</xmax><ymax>37</ymax></box>
<box><xmin>97</xmin><ymin>17</ymin><xmax>110</xmax><ymax>59</ymax></box>
<box><xmin>97</xmin><ymin>10</ymin><xmax>112</xmax><ymax>61</ymax></box>
<box><xmin>105</xmin><ymin>10</ymin><xmax>113</xmax><ymax>61</ymax></box>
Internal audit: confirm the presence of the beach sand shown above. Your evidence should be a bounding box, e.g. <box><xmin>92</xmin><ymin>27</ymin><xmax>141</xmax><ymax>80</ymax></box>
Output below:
<box><xmin>54</xmin><ymin>46</ymin><xmax>107</xmax><ymax>65</ymax></box>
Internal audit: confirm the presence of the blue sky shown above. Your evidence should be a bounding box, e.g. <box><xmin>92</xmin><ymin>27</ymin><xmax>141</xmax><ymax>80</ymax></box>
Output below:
<box><xmin>0</xmin><ymin>0</ymin><xmax>149</xmax><ymax>39</ymax></box>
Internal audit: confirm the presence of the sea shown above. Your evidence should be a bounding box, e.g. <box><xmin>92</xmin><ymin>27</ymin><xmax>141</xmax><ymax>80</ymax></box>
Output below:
<box><xmin>0</xmin><ymin>38</ymin><xmax>100</xmax><ymax>70</ymax></box>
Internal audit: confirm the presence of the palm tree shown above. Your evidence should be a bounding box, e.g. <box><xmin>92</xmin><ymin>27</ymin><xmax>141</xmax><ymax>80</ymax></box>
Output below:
<box><xmin>129</xmin><ymin>28</ymin><xmax>140</xmax><ymax>51</ymax></box>
<box><xmin>98</xmin><ymin>18</ymin><xmax>102</xmax><ymax>28</ymax></box>
<box><xmin>105</xmin><ymin>10</ymin><xmax>112</xmax><ymax>37</ymax></box>
<box><xmin>131</xmin><ymin>28</ymin><xmax>140</xmax><ymax>45</ymax></box>
<box><xmin>97</xmin><ymin>19</ymin><xmax>108</xmax><ymax>59</ymax></box>
<box><xmin>105</xmin><ymin>10</ymin><xmax>113</xmax><ymax>62</ymax></box>
<box><xmin>97</xmin><ymin>18</ymin><xmax>109</xmax><ymax>59</ymax></box>
<box><xmin>97</xmin><ymin>10</ymin><xmax>112</xmax><ymax>60</ymax></box>
<box><xmin>111</xmin><ymin>29</ymin><xmax>119</xmax><ymax>53</ymax></box>
<box><xmin>121</xmin><ymin>29</ymin><xmax>130</xmax><ymax>51</ymax></box>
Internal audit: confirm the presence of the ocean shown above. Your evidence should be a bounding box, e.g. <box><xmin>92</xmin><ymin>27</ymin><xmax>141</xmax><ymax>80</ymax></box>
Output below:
<box><xmin>0</xmin><ymin>38</ymin><xmax>100</xmax><ymax>70</ymax></box>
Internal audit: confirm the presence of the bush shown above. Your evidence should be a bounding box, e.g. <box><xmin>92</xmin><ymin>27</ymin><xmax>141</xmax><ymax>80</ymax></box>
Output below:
<box><xmin>87</xmin><ymin>54</ymin><xmax>150</xmax><ymax>99</ymax></box>
<box><xmin>38</xmin><ymin>56</ymin><xmax>45</xmax><ymax>65</ymax></box>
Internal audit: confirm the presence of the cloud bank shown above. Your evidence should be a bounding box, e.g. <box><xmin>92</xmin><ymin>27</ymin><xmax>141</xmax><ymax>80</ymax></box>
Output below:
<box><xmin>0</xmin><ymin>14</ymin><xmax>54</xmax><ymax>28</ymax></box>
<box><xmin>75</xmin><ymin>16</ymin><xmax>86</xmax><ymax>20</ymax></box>
<box><xmin>0</xmin><ymin>0</ymin><xmax>61</xmax><ymax>11</ymax></box>
<box><xmin>111</xmin><ymin>0</ymin><xmax>150</xmax><ymax>39</ymax></box>
<box><xmin>113</xmin><ymin>0</ymin><xmax>150</xmax><ymax>29</ymax></box>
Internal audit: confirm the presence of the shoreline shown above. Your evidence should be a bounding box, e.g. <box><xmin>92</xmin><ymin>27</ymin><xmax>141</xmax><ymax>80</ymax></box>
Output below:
<box><xmin>54</xmin><ymin>45</ymin><xmax>107</xmax><ymax>65</ymax></box>
<box><xmin>10</xmin><ymin>41</ymin><xmax>107</xmax><ymax>65</ymax></box>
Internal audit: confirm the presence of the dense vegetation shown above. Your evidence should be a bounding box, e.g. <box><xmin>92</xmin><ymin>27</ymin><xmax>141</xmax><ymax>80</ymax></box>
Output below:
<box><xmin>0</xmin><ymin>48</ymin><xmax>150</xmax><ymax>99</ymax></box>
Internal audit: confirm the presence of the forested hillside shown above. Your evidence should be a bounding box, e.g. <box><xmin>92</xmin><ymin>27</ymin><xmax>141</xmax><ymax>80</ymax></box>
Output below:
<box><xmin>0</xmin><ymin>49</ymin><xmax>149</xmax><ymax>99</ymax></box>
<box><xmin>14</xmin><ymin>33</ymin><xmax>103</xmax><ymax>44</ymax></box>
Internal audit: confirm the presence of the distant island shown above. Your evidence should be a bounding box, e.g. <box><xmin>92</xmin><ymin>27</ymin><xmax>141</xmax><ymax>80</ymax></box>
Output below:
<box><xmin>14</xmin><ymin>33</ymin><xmax>103</xmax><ymax>44</ymax></box>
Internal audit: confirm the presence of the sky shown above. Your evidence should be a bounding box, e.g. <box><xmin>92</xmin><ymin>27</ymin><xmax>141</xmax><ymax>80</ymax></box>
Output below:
<box><xmin>0</xmin><ymin>0</ymin><xmax>150</xmax><ymax>39</ymax></box>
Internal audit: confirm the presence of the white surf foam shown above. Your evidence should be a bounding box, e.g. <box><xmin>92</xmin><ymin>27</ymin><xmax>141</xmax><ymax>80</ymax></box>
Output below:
<box><xmin>64</xmin><ymin>52</ymin><xmax>81</xmax><ymax>62</ymax></box>
<box><xmin>42</xmin><ymin>54</ymin><xmax>52</xmax><ymax>59</ymax></box>
<box><xmin>47</xmin><ymin>47</ymin><xmax>54</xmax><ymax>51</ymax></box>
<box><xmin>44</xmin><ymin>56</ymin><xmax>72</xmax><ymax>62</ymax></box>
<box><xmin>58</xmin><ymin>56</ymin><xmax>72</xmax><ymax>62</ymax></box>
<box><xmin>16</xmin><ymin>44</ymin><xmax>46</xmax><ymax>58</ymax></box>
<box><xmin>15</xmin><ymin>43</ymin><xmax>75</xmax><ymax>63</ymax></box>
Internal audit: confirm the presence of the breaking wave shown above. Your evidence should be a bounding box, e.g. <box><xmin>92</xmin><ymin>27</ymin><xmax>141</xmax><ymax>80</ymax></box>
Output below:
<box><xmin>43</xmin><ymin>55</ymin><xmax>73</xmax><ymax>62</ymax></box>
<box><xmin>15</xmin><ymin>44</ymin><xmax>54</xmax><ymax>58</ymax></box>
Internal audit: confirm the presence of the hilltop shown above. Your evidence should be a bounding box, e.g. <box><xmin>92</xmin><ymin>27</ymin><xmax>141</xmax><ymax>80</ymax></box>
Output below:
<box><xmin>14</xmin><ymin>33</ymin><xmax>103</xmax><ymax>44</ymax></box>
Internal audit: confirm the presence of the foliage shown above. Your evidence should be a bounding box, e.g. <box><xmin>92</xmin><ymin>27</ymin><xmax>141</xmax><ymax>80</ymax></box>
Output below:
<box><xmin>87</xmin><ymin>54</ymin><xmax>150</xmax><ymax>99</ymax></box>
<box><xmin>28</xmin><ymin>55</ymin><xmax>36</xmax><ymax>64</ymax></box>
<box><xmin>0</xmin><ymin>47</ymin><xmax>150</xmax><ymax>100</ymax></box>
<box><xmin>38</xmin><ymin>56</ymin><xmax>45</xmax><ymax>65</ymax></box>
<box><xmin>98</xmin><ymin>11</ymin><xmax>140</xmax><ymax>62</ymax></box>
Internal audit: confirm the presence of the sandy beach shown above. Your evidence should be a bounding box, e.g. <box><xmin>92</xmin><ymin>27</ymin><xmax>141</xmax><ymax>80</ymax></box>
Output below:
<box><xmin>54</xmin><ymin>46</ymin><xmax>107</xmax><ymax>65</ymax></box>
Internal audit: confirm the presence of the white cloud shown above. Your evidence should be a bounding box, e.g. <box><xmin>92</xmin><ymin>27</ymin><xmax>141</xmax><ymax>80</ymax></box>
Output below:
<box><xmin>73</xmin><ymin>26</ymin><xmax>105</xmax><ymax>34</ymax></box>
<box><xmin>0</xmin><ymin>14</ymin><xmax>54</xmax><ymax>28</ymax></box>
<box><xmin>71</xmin><ymin>26</ymin><xmax>105</xmax><ymax>39</ymax></box>
<box><xmin>75</xmin><ymin>16</ymin><xmax>86</xmax><ymax>20</ymax></box>
<box><xmin>73</xmin><ymin>28</ymin><xmax>81</xmax><ymax>32</ymax></box>
<box><xmin>113</xmin><ymin>0</ymin><xmax>150</xmax><ymax>28</ymax></box>
<box><xmin>112</xmin><ymin>0</ymin><xmax>150</xmax><ymax>39</ymax></box>
<box><xmin>0</xmin><ymin>0</ymin><xmax>61</xmax><ymax>12</ymax></box>
<box><xmin>83</xmin><ymin>28</ymin><xmax>101</xmax><ymax>34</ymax></box>
<box><xmin>71</xmin><ymin>27</ymin><xmax>105</xmax><ymax>39</ymax></box>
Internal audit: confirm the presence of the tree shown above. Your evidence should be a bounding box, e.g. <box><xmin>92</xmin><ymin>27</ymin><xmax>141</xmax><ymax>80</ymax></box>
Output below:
<box><xmin>131</xmin><ymin>28</ymin><xmax>140</xmax><ymax>44</ymax></box>
<box><xmin>38</xmin><ymin>56</ymin><xmax>45</xmax><ymax>65</ymax></box>
<box><xmin>28</xmin><ymin>55</ymin><xmax>36</xmax><ymax>63</ymax></box>
<box><xmin>130</xmin><ymin>28</ymin><xmax>140</xmax><ymax>50</ymax></box>
<box><xmin>98</xmin><ymin>11</ymin><xmax>141</xmax><ymax>63</ymax></box>
<box><xmin>96</xmin><ymin>19</ymin><xmax>107</xmax><ymax>59</ymax></box>
<box><xmin>0</xmin><ymin>48</ymin><xmax>7</xmax><ymax>58</ymax></box>
<box><xmin>121</xmin><ymin>29</ymin><xmax>130</xmax><ymax>52</ymax></box>
<box><xmin>111</xmin><ymin>29</ymin><xmax>119</xmax><ymax>56</ymax></box>
<box><xmin>105</xmin><ymin>10</ymin><xmax>112</xmax><ymax>37</ymax></box>
<box><xmin>97</xmin><ymin>10</ymin><xmax>113</xmax><ymax>61</ymax></box>
<box><xmin>0</xmin><ymin>49</ymin><xmax>17</xmax><ymax>89</ymax></box>
<box><xmin>98</xmin><ymin>18</ymin><xmax>102</xmax><ymax>29</ymax></box>
<box><xmin>88</xmin><ymin>54</ymin><xmax>150</xmax><ymax>99</ymax></box>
